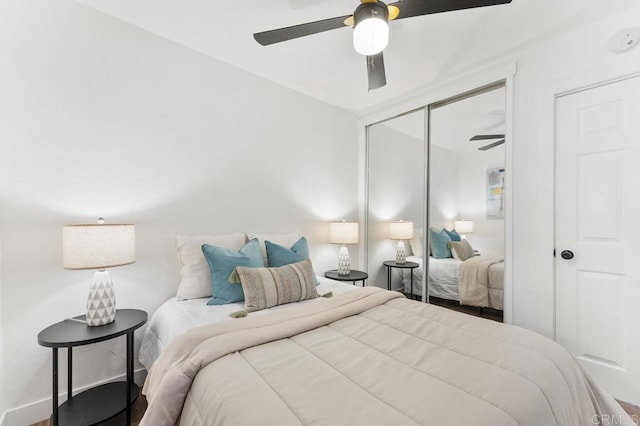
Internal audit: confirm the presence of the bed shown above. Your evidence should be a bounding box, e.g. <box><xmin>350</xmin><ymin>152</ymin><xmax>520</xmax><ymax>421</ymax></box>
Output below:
<box><xmin>139</xmin><ymin>277</ymin><xmax>357</xmax><ymax>370</ymax></box>
<box><xmin>402</xmin><ymin>255</ymin><xmax>505</xmax><ymax>310</ymax></box>
<box><xmin>139</xmin><ymin>282</ymin><xmax>630</xmax><ymax>426</ymax></box>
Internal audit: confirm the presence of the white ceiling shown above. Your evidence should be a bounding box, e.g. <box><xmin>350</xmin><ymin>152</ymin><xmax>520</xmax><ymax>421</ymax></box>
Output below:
<box><xmin>76</xmin><ymin>0</ymin><xmax>637</xmax><ymax>113</ymax></box>
<box><xmin>381</xmin><ymin>85</ymin><xmax>505</xmax><ymax>154</ymax></box>
<box><xmin>431</xmin><ymin>86</ymin><xmax>505</xmax><ymax>154</ymax></box>
<box><xmin>380</xmin><ymin>109</ymin><xmax>426</xmax><ymax>143</ymax></box>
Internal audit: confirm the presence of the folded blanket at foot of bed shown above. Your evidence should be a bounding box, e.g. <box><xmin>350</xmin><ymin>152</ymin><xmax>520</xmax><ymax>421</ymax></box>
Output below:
<box><xmin>459</xmin><ymin>254</ymin><xmax>504</xmax><ymax>309</ymax></box>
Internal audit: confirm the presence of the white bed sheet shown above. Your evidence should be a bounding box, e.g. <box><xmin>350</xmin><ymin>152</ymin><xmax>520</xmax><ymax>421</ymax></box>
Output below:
<box><xmin>139</xmin><ymin>277</ymin><xmax>359</xmax><ymax>370</ymax></box>
<box><xmin>402</xmin><ymin>256</ymin><xmax>461</xmax><ymax>300</ymax></box>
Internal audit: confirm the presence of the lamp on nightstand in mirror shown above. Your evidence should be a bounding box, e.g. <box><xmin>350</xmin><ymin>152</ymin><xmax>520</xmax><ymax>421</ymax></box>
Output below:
<box><xmin>329</xmin><ymin>220</ymin><xmax>359</xmax><ymax>276</ymax></box>
<box><xmin>389</xmin><ymin>220</ymin><xmax>413</xmax><ymax>264</ymax></box>
<box><xmin>453</xmin><ymin>219</ymin><xmax>474</xmax><ymax>239</ymax></box>
<box><xmin>63</xmin><ymin>218</ymin><xmax>135</xmax><ymax>326</ymax></box>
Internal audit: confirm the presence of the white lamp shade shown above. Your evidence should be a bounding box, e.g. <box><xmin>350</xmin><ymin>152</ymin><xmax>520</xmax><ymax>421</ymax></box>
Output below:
<box><xmin>389</xmin><ymin>221</ymin><xmax>414</xmax><ymax>240</ymax></box>
<box><xmin>453</xmin><ymin>220</ymin><xmax>474</xmax><ymax>234</ymax></box>
<box><xmin>329</xmin><ymin>221</ymin><xmax>359</xmax><ymax>245</ymax></box>
<box><xmin>63</xmin><ymin>224</ymin><xmax>135</xmax><ymax>269</ymax></box>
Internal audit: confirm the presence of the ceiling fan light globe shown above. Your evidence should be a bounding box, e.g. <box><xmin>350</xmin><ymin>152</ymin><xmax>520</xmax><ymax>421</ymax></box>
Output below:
<box><xmin>353</xmin><ymin>18</ymin><xmax>389</xmax><ymax>55</ymax></box>
<box><xmin>353</xmin><ymin>1</ymin><xmax>389</xmax><ymax>56</ymax></box>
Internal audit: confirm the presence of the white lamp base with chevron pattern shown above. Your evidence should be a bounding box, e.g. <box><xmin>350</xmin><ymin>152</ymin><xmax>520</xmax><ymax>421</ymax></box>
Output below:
<box><xmin>86</xmin><ymin>270</ymin><xmax>117</xmax><ymax>326</ymax></box>
<box><xmin>395</xmin><ymin>241</ymin><xmax>407</xmax><ymax>264</ymax></box>
<box><xmin>337</xmin><ymin>245</ymin><xmax>351</xmax><ymax>276</ymax></box>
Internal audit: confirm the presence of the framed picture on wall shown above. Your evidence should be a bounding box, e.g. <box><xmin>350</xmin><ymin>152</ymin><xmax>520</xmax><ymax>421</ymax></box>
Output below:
<box><xmin>487</xmin><ymin>167</ymin><xmax>505</xmax><ymax>219</ymax></box>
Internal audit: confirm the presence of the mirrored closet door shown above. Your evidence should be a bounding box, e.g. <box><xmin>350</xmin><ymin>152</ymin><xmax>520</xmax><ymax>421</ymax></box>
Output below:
<box><xmin>366</xmin><ymin>108</ymin><xmax>426</xmax><ymax>299</ymax></box>
<box><xmin>428</xmin><ymin>83</ymin><xmax>506</xmax><ymax>319</ymax></box>
<box><xmin>365</xmin><ymin>82</ymin><xmax>507</xmax><ymax>318</ymax></box>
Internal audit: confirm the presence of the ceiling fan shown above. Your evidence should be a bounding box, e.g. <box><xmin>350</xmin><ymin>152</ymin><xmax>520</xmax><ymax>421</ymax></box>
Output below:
<box><xmin>254</xmin><ymin>0</ymin><xmax>513</xmax><ymax>91</ymax></box>
<box><xmin>469</xmin><ymin>134</ymin><xmax>505</xmax><ymax>151</ymax></box>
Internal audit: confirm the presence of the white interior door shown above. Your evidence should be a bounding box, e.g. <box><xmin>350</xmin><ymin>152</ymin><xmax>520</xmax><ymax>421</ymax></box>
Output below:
<box><xmin>555</xmin><ymin>75</ymin><xmax>640</xmax><ymax>405</ymax></box>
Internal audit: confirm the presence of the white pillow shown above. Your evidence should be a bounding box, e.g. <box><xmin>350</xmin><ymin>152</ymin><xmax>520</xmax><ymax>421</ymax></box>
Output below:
<box><xmin>175</xmin><ymin>233</ymin><xmax>246</xmax><ymax>300</ymax></box>
<box><xmin>409</xmin><ymin>228</ymin><xmax>424</xmax><ymax>258</ymax></box>
<box><xmin>246</xmin><ymin>232</ymin><xmax>300</xmax><ymax>265</ymax></box>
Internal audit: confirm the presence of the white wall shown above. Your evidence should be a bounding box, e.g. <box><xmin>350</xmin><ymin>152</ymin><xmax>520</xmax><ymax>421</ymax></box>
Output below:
<box><xmin>428</xmin><ymin>144</ymin><xmax>505</xmax><ymax>256</ymax></box>
<box><xmin>367</xmin><ymin>122</ymin><xmax>424</xmax><ymax>288</ymax></box>
<box><xmin>510</xmin><ymin>6</ymin><xmax>640</xmax><ymax>337</ymax></box>
<box><xmin>0</xmin><ymin>232</ymin><xmax>4</xmax><ymax>423</ymax></box>
<box><xmin>0</xmin><ymin>0</ymin><xmax>358</xmax><ymax>423</ymax></box>
<box><xmin>429</xmin><ymin>145</ymin><xmax>460</xmax><ymax>230</ymax></box>
<box><xmin>457</xmin><ymin>147</ymin><xmax>505</xmax><ymax>255</ymax></box>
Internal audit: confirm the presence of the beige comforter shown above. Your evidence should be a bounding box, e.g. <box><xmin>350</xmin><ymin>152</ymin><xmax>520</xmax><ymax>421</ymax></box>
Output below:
<box><xmin>459</xmin><ymin>254</ymin><xmax>504</xmax><ymax>309</ymax></box>
<box><xmin>141</xmin><ymin>287</ymin><xmax>629</xmax><ymax>426</ymax></box>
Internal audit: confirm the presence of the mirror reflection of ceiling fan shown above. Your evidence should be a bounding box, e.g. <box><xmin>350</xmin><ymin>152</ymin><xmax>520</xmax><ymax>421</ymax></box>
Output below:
<box><xmin>253</xmin><ymin>0</ymin><xmax>513</xmax><ymax>91</ymax></box>
<box><xmin>470</xmin><ymin>134</ymin><xmax>505</xmax><ymax>151</ymax></box>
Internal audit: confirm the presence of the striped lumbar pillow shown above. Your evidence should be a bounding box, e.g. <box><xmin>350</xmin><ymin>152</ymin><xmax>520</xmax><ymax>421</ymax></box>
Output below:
<box><xmin>450</xmin><ymin>239</ymin><xmax>475</xmax><ymax>261</ymax></box>
<box><xmin>233</xmin><ymin>259</ymin><xmax>319</xmax><ymax>313</ymax></box>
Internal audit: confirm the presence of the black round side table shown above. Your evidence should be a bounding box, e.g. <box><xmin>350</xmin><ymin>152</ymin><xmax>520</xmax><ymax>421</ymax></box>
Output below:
<box><xmin>383</xmin><ymin>260</ymin><xmax>420</xmax><ymax>298</ymax></box>
<box><xmin>324</xmin><ymin>269</ymin><xmax>368</xmax><ymax>287</ymax></box>
<box><xmin>37</xmin><ymin>309</ymin><xmax>147</xmax><ymax>426</ymax></box>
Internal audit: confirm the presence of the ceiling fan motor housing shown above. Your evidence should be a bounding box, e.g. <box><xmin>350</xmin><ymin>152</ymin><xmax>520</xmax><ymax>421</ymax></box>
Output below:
<box><xmin>354</xmin><ymin>1</ymin><xmax>389</xmax><ymax>26</ymax></box>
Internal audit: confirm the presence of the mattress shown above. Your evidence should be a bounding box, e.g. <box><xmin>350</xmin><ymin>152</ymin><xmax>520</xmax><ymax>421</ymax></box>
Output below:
<box><xmin>402</xmin><ymin>255</ymin><xmax>461</xmax><ymax>300</ymax></box>
<box><xmin>139</xmin><ymin>276</ymin><xmax>358</xmax><ymax>370</ymax></box>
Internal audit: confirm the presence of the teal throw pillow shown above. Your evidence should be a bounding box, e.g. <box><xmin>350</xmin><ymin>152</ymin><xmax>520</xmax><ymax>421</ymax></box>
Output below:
<box><xmin>265</xmin><ymin>237</ymin><xmax>319</xmax><ymax>285</ymax></box>
<box><xmin>443</xmin><ymin>228</ymin><xmax>462</xmax><ymax>242</ymax></box>
<box><xmin>265</xmin><ymin>237</ymin><xmax>310</xmax><ymax>267</ymax></box>
<box><xmin>430</xmin><ymin>228</ymin><xmax>452</xmax><ymax>259</ymax></box>
<box><xmin>203</xmin><ymin>239</ymin><xmax>264</xmax><ymax>305</ymax></box>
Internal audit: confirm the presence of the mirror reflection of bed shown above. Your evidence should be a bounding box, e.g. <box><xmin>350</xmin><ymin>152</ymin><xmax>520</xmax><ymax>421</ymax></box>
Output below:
<box><xmin>408</xmin><ymin>85</ymin><xmax>506</xmax><ymax>321</ymax></box>
<box><xmin>403</xmin><ymin>251</ymin><xmax>505</xmax><ymax>322</ymax></box>
<box><xmin>366</xmin><ymin>84</ymin><xmax>506</xmax><ymax>321</ymax></box>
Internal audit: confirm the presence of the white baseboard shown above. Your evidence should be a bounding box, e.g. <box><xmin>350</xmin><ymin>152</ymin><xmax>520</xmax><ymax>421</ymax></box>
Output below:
<box><xmin>1</xmin><ymin>369</ymin><xmax>147</xmax><ymax>426</ymax></box>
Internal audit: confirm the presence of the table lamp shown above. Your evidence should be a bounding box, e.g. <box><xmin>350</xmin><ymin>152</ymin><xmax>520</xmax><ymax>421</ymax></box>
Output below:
<box><xmin>329</xmin><ymin>220</ymin><xmax>359</xmax><ymax>276</ymax></box>
<box><xmin>453</xmin><ymin>220</ymin><xmax>474</xmax><ymax>238</ymax></box>
<box><xmin>63</xmin><ymin>218</ymin><xmax>135</xmax><ymax>326</ymax></box>
<box><xmin>389</xmin><ymin>220</ymin><xmax>413</xmax><ymax>264</ymax></box>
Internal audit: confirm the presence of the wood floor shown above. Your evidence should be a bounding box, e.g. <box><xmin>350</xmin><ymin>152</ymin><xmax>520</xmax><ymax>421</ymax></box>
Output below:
<box><xmin>619</xmin><ymin>401</ymin><xmax>640</xmax><ymax>422</ymax></box>
<box><xmin>427</xmin><ymin>295</ymin><xmax>504</xmax><ymax>322</ymax></box>
<box><xmin>401</xmin><ymin>293</ymin><xmax>504</xmax><ymax>322</ymax></box>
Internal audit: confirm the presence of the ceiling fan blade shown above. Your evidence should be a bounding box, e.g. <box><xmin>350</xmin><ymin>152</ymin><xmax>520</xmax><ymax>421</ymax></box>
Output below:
<box><xmin>478</xmin><ymin>139</ymin><xmax>505</xmax><ymax>151</ymax></box>
<box><xmin>470</xmin><ymin>134</ymin><xmax>505</xmax><ymax>141</ymax></box>
<box><xmin>366</xmin><ymin>52</ymin><xmax>387</xmax><ymax>91</ymax></box>
<box><xmin>389</xmin><ymin>0</ymin><xmax>512</xmax><ymax>20</ymax></box>
<box><xmin>254</xmin><ymin>15</ymin><xmax>351</xmax><ymax>46</ymax></box>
